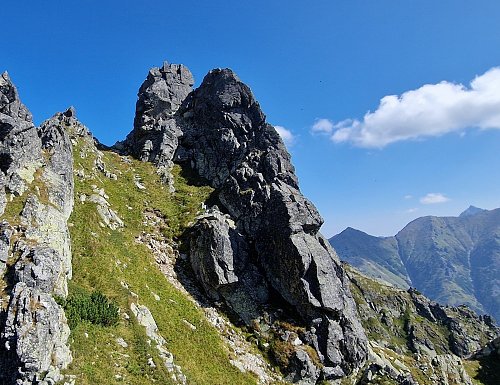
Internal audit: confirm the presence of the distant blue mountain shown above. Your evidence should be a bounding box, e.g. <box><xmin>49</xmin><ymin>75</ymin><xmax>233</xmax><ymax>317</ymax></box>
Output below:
<box><xmin>330</xmin><ymin>207</ymin><xmax>500</xmax><ymax>322</ymax></box>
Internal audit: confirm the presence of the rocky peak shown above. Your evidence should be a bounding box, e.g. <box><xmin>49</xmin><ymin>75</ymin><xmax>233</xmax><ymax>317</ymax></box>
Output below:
<box><xmin>459</xmin><ymin>205</ymin><xmax>486</xmax><ymax>218</ymax></box>
<box><xmin>0</xmin><ymin>72</ymin><xmax>42</xmax><ymax>213</ymax></box>
<box><xmin>135</xmin><ymin>61</ymin><xmax>194</xmax><ymax>124</ymax></box>
<box><xmin>177</xmin><ymin>67</ymin><xmax>296</xmax><ymax>189</ymax></box>
<box><xmin>122</xmin><ymin>61</ymin><xmax>368</xmax><ymax>381</ymax></box>
<box><xmin>118</xmin><ymin>62</ymin><xmax>194</xmax><ymax>190</ymax></box>
<box><xmin>185</xmin><ymin>68</ymin><xmax>265</xmax><ymax>129</ymax></box>
<box><xmin>0</xmin><ymin>71</ymin><xmax>33</xmax><ymax>123</ymax></box>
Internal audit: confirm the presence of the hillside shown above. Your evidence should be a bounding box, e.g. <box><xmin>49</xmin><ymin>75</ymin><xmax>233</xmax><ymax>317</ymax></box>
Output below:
<box><xmin>330</xmin><ymin>208</ymin><xmax>500</xmax><ymax>322</ymax></box>
<box><xmin>0</xmin><ymin>64</ymin><xmax>498</xmax><ymax>385</ymax></box>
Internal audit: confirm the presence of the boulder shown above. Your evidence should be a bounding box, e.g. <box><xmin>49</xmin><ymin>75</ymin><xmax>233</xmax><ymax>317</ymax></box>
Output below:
<box><xmin>284</xmin><ymin>350</ymin><xmax>321</xmax><ymax>385</ymax></box>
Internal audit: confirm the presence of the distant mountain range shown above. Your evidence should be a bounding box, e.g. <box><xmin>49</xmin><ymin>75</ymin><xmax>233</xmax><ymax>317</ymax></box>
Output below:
<box><xmin>330</xmin><ymin>206</ymin><xmax>500</xmax><ymax>322</ymax></box>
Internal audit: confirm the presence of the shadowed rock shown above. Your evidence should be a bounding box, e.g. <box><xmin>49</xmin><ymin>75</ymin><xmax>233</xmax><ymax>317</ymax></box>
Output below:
<box><xmin>123</xmin><ymin>62</ymin><xmax>368</xmax><ymax>379</ymax></box>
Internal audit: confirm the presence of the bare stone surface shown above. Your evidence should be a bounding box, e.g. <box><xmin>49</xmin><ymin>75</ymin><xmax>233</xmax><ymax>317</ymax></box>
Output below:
<box><xmin>122</xmin><ymin>63</ymin><xmax>369</xmax><ymax>379</ymax></box>
<box><xmin>0</xmin><ymin>81</ymin><xmax>75</xmax><ymax>384</ymax></box>
<box><xmin>0</xmin><ymin>72</ymin><xmax>43</xmax><ymax>213</ymax></box>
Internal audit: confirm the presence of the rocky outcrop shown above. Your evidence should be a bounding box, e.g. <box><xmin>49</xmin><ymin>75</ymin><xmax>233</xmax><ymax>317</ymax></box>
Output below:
<box><xmin>0</xmin><ymin>75</ymin><xmax>75</xmax><ymax>385</ymax></box>
<box><xmin>472</xmin><ymin>336</ymin><xmax>500</xmax><ymax>358</ymax></box>
<box><xmin>1</xmin><ymin>282</ymin><xmax>72</xmax><ymax>385</ymax></box>
<box><xmin>118</xmin><ymin>62</ymin><xmax>194</xmax><ymax>191</ymax></box>
<box><xmin>0</xmin><ymin>71</ymin><xmax>43</xmax><ymax>215</ymax></box>
<box><xmin>130</xmin><ymin>302</ymin><xmax>187</xmax><ymax>384</ymax></box>
<box><xmin>121</xmin><ymin>62</ymin><xmax>368</xmax><ymax>381</ymax></box>
<box><xmin>407</xmin><ymin>288</ymin><xmax>497</xmax><ymax>357</ymax></box>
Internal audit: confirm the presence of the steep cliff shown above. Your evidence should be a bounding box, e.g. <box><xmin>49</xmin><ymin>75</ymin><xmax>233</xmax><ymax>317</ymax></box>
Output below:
<box><xmin>120</xmin><ymin>63</ymin><xmax>368</xmax><ymax>382</ymax></box>
<box><xmin>0</xmin><ymin>73</ymin><xmax>73</xmax><ymax>385</ymax></box>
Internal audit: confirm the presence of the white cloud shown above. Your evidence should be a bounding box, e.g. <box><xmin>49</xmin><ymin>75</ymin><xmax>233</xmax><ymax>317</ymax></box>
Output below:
<box><xmin>406</xmin><ymin>207</ymin><xmax>418</xmax><ymax>213</ymax></box>
<box><xmin>274</xmin><ymin>125</ymin><xmax>295</xmax><ymax>147</ymax></box>
<box><xmin>328</xmin><ymin>67</ymin><xmax>500</xmax><ymax>147</ymax></box>
<box><xmin>311</xmin><ymin>118</ymin><xmax>334</xmax><ymax>134</ymax></box>
<box><xmin>420</xmin><ymin>193</ymin><xmax>450</xmax><ymax>204</ymax></box>
<box><xmin>404</xmin><ymin>194</ymin><xmax>413</xmax><ymax>200</ymax></box>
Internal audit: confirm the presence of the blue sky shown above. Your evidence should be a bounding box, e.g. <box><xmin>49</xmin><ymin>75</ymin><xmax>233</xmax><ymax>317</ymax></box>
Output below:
<box><xmin>3</xmin><ymin>1</ymin><xmax>500</xmax><ymax>236</ymax></box>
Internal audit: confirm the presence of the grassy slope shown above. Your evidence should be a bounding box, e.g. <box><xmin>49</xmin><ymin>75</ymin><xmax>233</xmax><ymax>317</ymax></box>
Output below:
<box><xmin>65</xmin><ymin>137</ymin><xmax>257</xmax><ymax>385</ymax></box>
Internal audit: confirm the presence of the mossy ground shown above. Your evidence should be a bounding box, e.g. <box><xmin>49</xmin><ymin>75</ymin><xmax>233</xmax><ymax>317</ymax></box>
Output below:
<box><xmin>65</xmin><ymin>137</ymin><xmax>257</xmax><ymax>385</ymax></box>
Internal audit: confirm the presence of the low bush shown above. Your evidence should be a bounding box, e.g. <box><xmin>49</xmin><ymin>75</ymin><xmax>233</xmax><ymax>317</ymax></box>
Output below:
<box><xmin>58</xmin><ymin>289</ymin><xmax>119</xmax><ymax>328</ymax></box>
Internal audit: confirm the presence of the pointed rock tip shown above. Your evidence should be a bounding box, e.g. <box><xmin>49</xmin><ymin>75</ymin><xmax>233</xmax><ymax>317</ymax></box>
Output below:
<box><xmin>1</xmin><ymin>71</ymin><xmax>12</xmax><ymax>85</ymax></box>
<box><xmin>146</xmin><ymin>60</ymin><xmax>194</xmax><ymax>87</ymax></box>
<box><xmin>63</xmin><ymin>106</ymin><xmax>76</xmax><ymax>118</ymax></box>
<box><xmin>459</xmin><ymin>205</ymin><xmax>486</xmax><ymax>217</ymax></box>
<box><xmin>206</xmin><ymin>67</ymin><xmax>241</xmax><ymax>82</ymax></box>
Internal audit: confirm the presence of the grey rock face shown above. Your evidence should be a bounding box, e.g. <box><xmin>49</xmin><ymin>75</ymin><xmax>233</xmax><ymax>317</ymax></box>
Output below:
<box><xmin>0</xmin><ymin>221</ymin><xmax>12</xmax><ymax>274</ymax></box>
<box><xmin>119</xmin><ymin>62</ymin><xmax>194</xmax><ymax>190</ymax></box>
<box><xmin>20</xmin><ymin>195</ymin><xmax>73</xmax><ymax>296</ymax></box>
<box><xmin>1</xmin><ymin>283</ymin><xmax>72</xmax><ymax>385</ymax></box>
<box><xmin>189</xmin><ymin>208</ymin><xmax>269</xmax><ymax>324</ymax></box>
<box><xmin>0</xmin><ymin>72</ymin><xmax>43</xmax><ymax>213</ymax></box>
<box><xmin>38</xmin><ymin>109</ymin><xmax>75</xmax><ymax>218</ymax></box>
<box><xmin>14</xmin><ymin>245</ymin><xmax>64</xmax><ymax>294</ymax></box>
<box><xmin>284</xmin><ymin>350</ymin><xmax>321</xmax><ymax>385</ymax></box>
<box><xmin>124</xmin><ymin>63</ymin><xmax>368</xmax><ymax>378</ymax></box>
<box><xmin>189</xmin><ymin>209</ymin><xmax>240</xmax><ymax>292</ymax></box>
<box><xmin>0</xmin><ymin>77</ymin><xmax>75</xmax><ymax>384</ymax></box>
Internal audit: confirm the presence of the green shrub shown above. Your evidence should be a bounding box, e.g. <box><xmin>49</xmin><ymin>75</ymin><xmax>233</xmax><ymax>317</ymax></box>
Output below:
<box><xmin>59</xmin><ymin>289</ymin><xmax>119</xmax><ymax>329</ymax></box>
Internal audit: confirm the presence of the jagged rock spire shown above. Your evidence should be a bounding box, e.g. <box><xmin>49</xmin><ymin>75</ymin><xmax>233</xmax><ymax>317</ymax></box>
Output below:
<box><xmin>123</xmin><ymin>62</ymin><xmax>368</xmax><ymax>381</ymax></box>
<box><xmin>118</xmin><ymin>62</ymin><xmax>194</xmax><ymax>190</ymax></box>
<box><xmin>0</xmin><ymin>71</ymin><xmax>33</xmax><ymax>123</ymax></box>
<box><xmin>0</xmin><ymin>71</ymin><xmax>42</xmax><ymax>214</ymax></box>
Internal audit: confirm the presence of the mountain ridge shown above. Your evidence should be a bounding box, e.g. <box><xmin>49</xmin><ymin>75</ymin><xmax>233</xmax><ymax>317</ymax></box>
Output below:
<box><xmin>330</xmin><ymin>207</ymin><xmax>500</xmax><ymax>322</ymax></box>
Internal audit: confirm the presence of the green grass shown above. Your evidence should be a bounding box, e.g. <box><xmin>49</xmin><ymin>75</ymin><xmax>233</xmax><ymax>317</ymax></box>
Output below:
<box><xmin>64</xmin><ymin>137</ymin><xmax>258</xmax><ymax>385</ymax></box>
